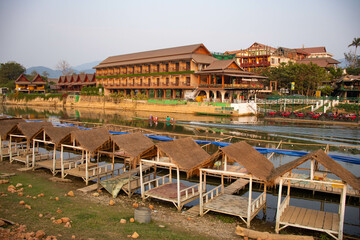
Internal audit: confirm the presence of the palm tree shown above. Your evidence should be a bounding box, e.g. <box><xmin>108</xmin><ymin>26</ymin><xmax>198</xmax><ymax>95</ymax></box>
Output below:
<box><xmin>348</xmin><ymin>37</ymin><xmax>360</xmax><ymax>67</ymax></box>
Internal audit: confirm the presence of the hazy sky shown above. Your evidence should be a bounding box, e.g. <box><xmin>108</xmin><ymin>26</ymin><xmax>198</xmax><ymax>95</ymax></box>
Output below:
<box><xmin>0</xmin><ymin>0</ymin><xmax>359</xmax><ymax>69</ymax></box>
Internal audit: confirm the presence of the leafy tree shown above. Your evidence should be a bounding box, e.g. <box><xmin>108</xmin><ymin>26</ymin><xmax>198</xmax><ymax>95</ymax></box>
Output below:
<box><xmin>327</xmin><ymin>66</ymin><xmax>343</xmax><ymax>80</ymax></box>
<box><xmin>346</xmin><ymin>67</ymin><xmax>360</xmax><ymax>75</ymax></box>
<box><xmin>344</xmin><ymin>51</ymin><xmax>360</xmax><ymax>68</ymax></box>
<box><xmin>319</xmin><ymin>85</ymin><xmax>334</xmax><ymax>96</ymax></box>
<box><xmin>29</xmin><ymin>70</ymin><xmax>38</xmax><ymax>79</ymax></box>
<box><xmin>0</xmin><ymin>61</ymin><xmax>26</xmax><ymax>86</ymax></box>
<box><xmin>260</xmin><ymin>62</ymin><xmax>330</xmax><ymax>96</ymax></box>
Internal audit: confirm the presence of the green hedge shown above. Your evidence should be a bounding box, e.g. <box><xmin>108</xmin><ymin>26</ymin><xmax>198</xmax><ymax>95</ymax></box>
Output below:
<box><xmin>337</xmin><ymin>103</ymin><xmax>359</xmax><ymax>113</ymax></box>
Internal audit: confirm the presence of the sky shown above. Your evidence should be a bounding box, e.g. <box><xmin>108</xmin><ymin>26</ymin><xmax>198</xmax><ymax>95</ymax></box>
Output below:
<box><xmin>0</xmin><ymin>0</ymin><xmax>359</xmax><ymax>69</ymax></box>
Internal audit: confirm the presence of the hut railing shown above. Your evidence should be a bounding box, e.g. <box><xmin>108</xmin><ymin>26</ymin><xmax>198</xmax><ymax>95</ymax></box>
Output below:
<box><xmin>203</xmin><ymin>185</ymin><xmax>222</xmax><ymax>203</ymax></box>
<box><xmin>89</xmin><ymin>163</ymin><xmax>112</xmax><ymax>176</ymax></box>
<box><xmin>251</xmin><ymin>192</ymin><xmax>266</xmax><ymax>214</ymax></box>
<box><xmin>179</xmin><ymin>183</ymin><xmax>203</xmax><ymax>200</ymax></box>
<box><xmin>278</xmin><ymin>195</ymin><xmax>290</xmax><ymax>218</ymax></box>
<box><xmin>67</xmin><ymin>158</ymin><xmax>86</xmax><ymax>170</ymax></box>
<box><xmin>143</xmin><ymin>173</ymin><xmax>170</xmax><ymax>191</ymax></box>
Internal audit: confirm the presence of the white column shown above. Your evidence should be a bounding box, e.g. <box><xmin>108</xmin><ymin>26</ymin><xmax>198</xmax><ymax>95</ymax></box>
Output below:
<box><xmin>310</xmin><ymin>160</ymin><xmax>314</xmax><ymax>180</ymax></box>
<box><xmin>9</xmin><ymin>135</ymin><xmax>12</xmax><ymax>163</ymax></box>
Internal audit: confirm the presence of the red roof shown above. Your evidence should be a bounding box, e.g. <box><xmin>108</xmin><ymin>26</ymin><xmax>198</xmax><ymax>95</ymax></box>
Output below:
<box><xmin>297</xmin><ymin>57</ymin><xmax>340</xmax><ymax>68</ymax></box>
<box><xmin>295</xmin><ymin>47</ymin><xmax>327</xmax><ymax>54</ymax></box>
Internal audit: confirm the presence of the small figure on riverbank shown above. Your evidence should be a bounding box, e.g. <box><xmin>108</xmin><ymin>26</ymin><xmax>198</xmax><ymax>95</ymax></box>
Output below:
<box><xmin>166</xmin><ymin>116</ymin><xmax>170</xmax><ymax>122</ymax></box>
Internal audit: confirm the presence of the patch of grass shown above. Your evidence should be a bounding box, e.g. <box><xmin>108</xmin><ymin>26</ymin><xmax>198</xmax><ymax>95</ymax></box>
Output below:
<box><xmin>215</xmin><ymin>214</ymin><xmax>236</xmax><ymax>223</ymax></box>
<box><xmin>0</xmin><ymin>172</ymin><xmax>213</xmax><ymax>240</ymax></box>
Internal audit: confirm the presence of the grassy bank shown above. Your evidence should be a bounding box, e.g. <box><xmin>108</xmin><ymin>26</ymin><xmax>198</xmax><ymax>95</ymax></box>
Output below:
<box><xmin>0</xmin><ymin>168</ymin><xmax>214</xmax><ymax>240</ymax></box>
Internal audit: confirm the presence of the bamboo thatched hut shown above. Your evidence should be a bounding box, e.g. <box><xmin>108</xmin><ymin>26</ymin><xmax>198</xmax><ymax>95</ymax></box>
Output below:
<box><xmin>0</xmin><ymin>119</ymin><xmax>25</xmax><ymax>161</ymax></box>
<box><xmin>60</xmin><ymin>127</ymin><xmax>115</xmax><ymax>185</ymax></box>
<box><xmin>31</xmin><ymin>126</ymin><xmax>78</xmax><ymax>175</ymax></box>
<box><xmin>269</xmin><ymin>149</ymin><xmax>360</xmax><ymax>240</ymax></box>
<box><xmin>199</xmin><ymin>141</ymin><xmax>274</xmax><ymax>228</ymax></box>
<box><xmin>7</xmin><ymin>121</ymin><xmax>52</xmax><ymax>166</ymax></box>
<box><xmin>140</xmin><ymin>137</ymin><xmax>210</xmax><ymax>211</ymax></box>
<box><xmin>100</xmin><ymin>132</ymin><xmax>156</xmax><ymax>197</ymax></box>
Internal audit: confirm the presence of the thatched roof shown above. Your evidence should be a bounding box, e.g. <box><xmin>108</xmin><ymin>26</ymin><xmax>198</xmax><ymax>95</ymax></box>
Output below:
<box><xmin>156</xmin><ymin>137</ymin><xmax>210</xmax><ymax>174</ymax></box>
<box><xmin>9</xmin><ymin>122</ymin><xmax>52</xmax><ymax>140</ymax></box>
<box><xmin>0</xmin><ymin>119</ymin><xmax>25</xmax><ymax>140</ymax></box>
<box><xmin>268</xmin><ymin>149</ymin><xmax>360</xmax><ymax>191</ymax></box>
<box><xmin>71</xmin><ymin>127</ymin><xmax>111</xmax><ymax>153</ymax></box>
<box><xmin>33</xmin><ymin>126</ymin><xmax>78</xmax><ymax>146</ymax></box>
<box><xmin>205</xmin><ymin>141</ymin><xmax>274</xmax><ymax>182</ymax></box>
<box><xmin>111</xmin><ymin>132</ymin><xmax>155</xmax><ymax>159</ymax></box>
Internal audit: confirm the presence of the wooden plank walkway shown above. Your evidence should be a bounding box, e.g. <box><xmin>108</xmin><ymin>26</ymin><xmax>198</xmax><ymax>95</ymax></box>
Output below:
<box><xmin>280</xmin><ymin>206</ymin><xmax>339</xmax><ymax>232</ymax></box>
<box><xmin>224</xmin><ymin>178</ymin><xmax>249</xmax><ymax>194</ymax></box>
<box><xmin>183</xmin><ymin>205</ymin><xmax>200</xmax><ymax>218</ymax></box>
<box><xmin>77</xmin><ymin>183</ymin><xmax>101</xmax><ymax>193</ymax></box>
<box><xmin>276</xmin><ymin>172</ymin><xmax>359</xmax><ymax>198</ymax></box>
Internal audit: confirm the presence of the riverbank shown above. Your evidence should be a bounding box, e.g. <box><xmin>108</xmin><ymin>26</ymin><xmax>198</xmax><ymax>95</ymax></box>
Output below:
<box><xmin>3</xmin><ymin>95</ymin><xmax>256</xmax><ymax>117</ymax></box>
<box><xmin>265</xmin><ymin>117</ymin><xmax>360</xmax><ymax>127</ymax></box>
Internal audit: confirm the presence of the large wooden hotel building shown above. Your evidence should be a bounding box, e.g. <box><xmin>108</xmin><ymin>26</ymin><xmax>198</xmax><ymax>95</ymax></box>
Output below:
<box><xmin>94</xmin><ymin>44</ymin><xmax>266</xmax><ymax>102</ymax></box>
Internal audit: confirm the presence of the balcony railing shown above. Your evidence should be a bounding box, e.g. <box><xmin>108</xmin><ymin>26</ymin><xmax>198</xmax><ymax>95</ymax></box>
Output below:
<box><xmin>241</xmin><ymin>62</ymin><xmax>271</xmax><ymax>68</ymax></box>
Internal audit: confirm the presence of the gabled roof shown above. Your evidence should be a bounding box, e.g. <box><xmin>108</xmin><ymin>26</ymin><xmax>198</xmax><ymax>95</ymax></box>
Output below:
<box><xmin>95</xmin><ymin>44</ymin><xmax>213</xmax><ymax>69</ymax></box>
<box><xmin>295</xmin><ymin>47</ymin><xmax>327</xmax><ymax>54</ymax></box>
<box><xmin>71</xmin><ymin>127</ymin><xmax>111</xmax><ymax>153</ymax></box>
<box><xmin>9</xmin><ymin>122</ymin><xmax>53</xmax><ymax>140</ymax></box>
<box><xmin>31</xmin><ymin>74</ymin><xmax>46</xmax><ymax>84</ymax></box>
<box><xmin>58</xmin><ymin>76</ymin><xmax>66</xmax><ymax>84</ymax></box>
<box><xmin>72</xmin><ymin>75</ymin><xmax>79</xmax><ymax>83</ymax></box>
<box><xmin>111</xmin><ymin>132</ymin><xmax>155</xmax><ymax>159</ymax></box>
<box><xmin>156</xmin><ymin>137</ymin><xmax>210</xmax><ymax>174</ymax></box>
<box><xmin>268</xmin><ymin>149</ymin><xmax>360</xmax><ymax>191</ymax></box>
<box><xmin>33</xmin><ymin>126</ymin><xmax>78</xmax><ymax>146</ymax></box>
<box><xmin>248</xmin><ymin>42</ymin><xmax>277</xmax><ymax>52</ymax></box>
<box><xmin>201</xmin><ymin>59</ymin><xmax>244</xmax><ymax>71</ymax></box>
<box><xmin>206</xmin><ymin>141</ymin><xmax>274</xmax><ymax>181</ymax></box>
<box><xmin>87</xmin><ymin>73</ymin><xmax>95</xmax><ymax>83</ymax></box>
<box><xmin>0</xmin><ymin>119</ymin><xmax>25</xmax><ymax>140</ymax></box>
<box><xmin>15</xmin><ymin>74</ymin><xmax>30</xmax><ymax>84</ymax></box>
<box><xmin>79</xmin><ymin>74</ymin><xmax>87</xmax><ymax>83</ymax></box>
<box><xmin>297</xmin><ymin>57</ymin><xmax>340</xmax><ymax>68</ymax></box>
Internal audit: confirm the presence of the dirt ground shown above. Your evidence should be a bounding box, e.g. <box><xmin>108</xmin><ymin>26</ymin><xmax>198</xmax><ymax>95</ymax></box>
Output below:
<box><xmin>0</xmin><ymin>161</ymin><xmax>250</xmax><ymax>240</ymax></box>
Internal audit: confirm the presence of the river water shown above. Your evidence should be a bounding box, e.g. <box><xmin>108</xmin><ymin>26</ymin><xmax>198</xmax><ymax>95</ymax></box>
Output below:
<box><xmin>2</xmin><ymin>104</ymin><xmax>360</xmax><ymax>237</ymax></box>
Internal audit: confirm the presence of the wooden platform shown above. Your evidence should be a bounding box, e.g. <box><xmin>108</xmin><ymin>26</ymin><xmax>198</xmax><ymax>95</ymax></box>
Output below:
<box><xmin>77</xmin><ymin>183</ymin><xmax>101</xmax><ymax>193</ymax></box>
<box><xmin>204</xmin><ymin>194</ymin><xmax>250</xmax><ymax>217</ymax></box>
<box><xmin>183</xmin><ymin>205</ymin><xmax>200</xmax><ymax>218</ymax></box>
<box><xmin>280</xmin><ymin>206</ymin><xmax>339</xmax><ymax>233</ymax></box>
<box><xmin>36</xmin><ymin>157</ymin><xmax>81</xmax><ymax>171</ymax></box>
<box><xmin>224</xmin><ymin>178</ymin><xmax>249</xmax><ymax>194</ymax></box>
<box><xmin>277</xmin><ymin>173</ymin><xmax>359</xmax><ymax>197</ymax></box>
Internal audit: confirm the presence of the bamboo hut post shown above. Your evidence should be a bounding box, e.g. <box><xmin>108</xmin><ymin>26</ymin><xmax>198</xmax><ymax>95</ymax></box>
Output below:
<box><xmin>140</xmin><ymin>161</ymin><xmax>144</xmax><ymax>200</ymax></box>
<box><xmin>52</xmin><ymin>145</ymin><xmax>56</xmax><ymax>175</ymax></box>
<box><xmin>199</xmin><ymin>169</ymin><xmax>203</xmax><ymax>216</ymax></box>
<box><xmin>224</xmin><ymin>155</ymin><xmax>227</xmax><ymax>171</ymax></box>
<box><xmin>60</xmin><ymin>145</ymin><xmax>64</xmax><ymax>178</ymax></box>
<box><xmin>263</xmin><ymin>183</ymin><xmax>267</xmax><ymax>216</ymax></box>
<box><xmin>0</xmin><ymin>138</ymin><xmax>3</xmax><ymax>162</ymax></box>
<box><xmin>338</xmin><ymin>184</ymin><xmax>347</xmax><ymax>240</ymax></box>
<box><xmin>97</xmin><ymin>152</ymin><xmax>100</xmax><ymax>189</ymax></box>
<box><xmin>176</xmin><ymin>166</ymin><xmax>181</xmax><ymax>212</ymax></box>
<box><xmin>85</xmin><ymin>151</ymin><xmax>89</xmax><ymax>185</ymax></box>
<box><xmin>9</xmin><ymin>135</ymin><xmax>12</xmax><ymax>163</ymax></box>
<box><xmin>247</xmin><ymin>175</ymin><xmax>253</xmax><ymax>228</ymax></box>
<box><xmin>275</xmin><ymin>178</ymin><xmax>283</xmax><ymax>233</ymax></box>
<box><xmin>169</xmin><ymin>166</ymin><xmax>172</xmax><ymax>183</ymax></box>
<box><xmin>310</xmin><ymin>159</ymin><xmax>314</xmax><ymax>180</ymax></box>
<box><xmin>31</xmin><ymin>140</ymin><xmax>36</xmax><ymax>168</ymax></box>
<box><xmin>221</xmin><ymin>174</ymin><xmax>224</xmax><ymax>193</ymax></box>
<box><xmin>112</xmin><ymin>142</ymin><xmax>115</xmax><ymax>178</ymax></box>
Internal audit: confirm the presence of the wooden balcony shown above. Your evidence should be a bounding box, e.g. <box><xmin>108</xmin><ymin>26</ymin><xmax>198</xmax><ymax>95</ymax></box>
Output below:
<box><xmin>241</xmin><ymin>62</ymin><xmax>270</xmax><ymax>68</ymax></box>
